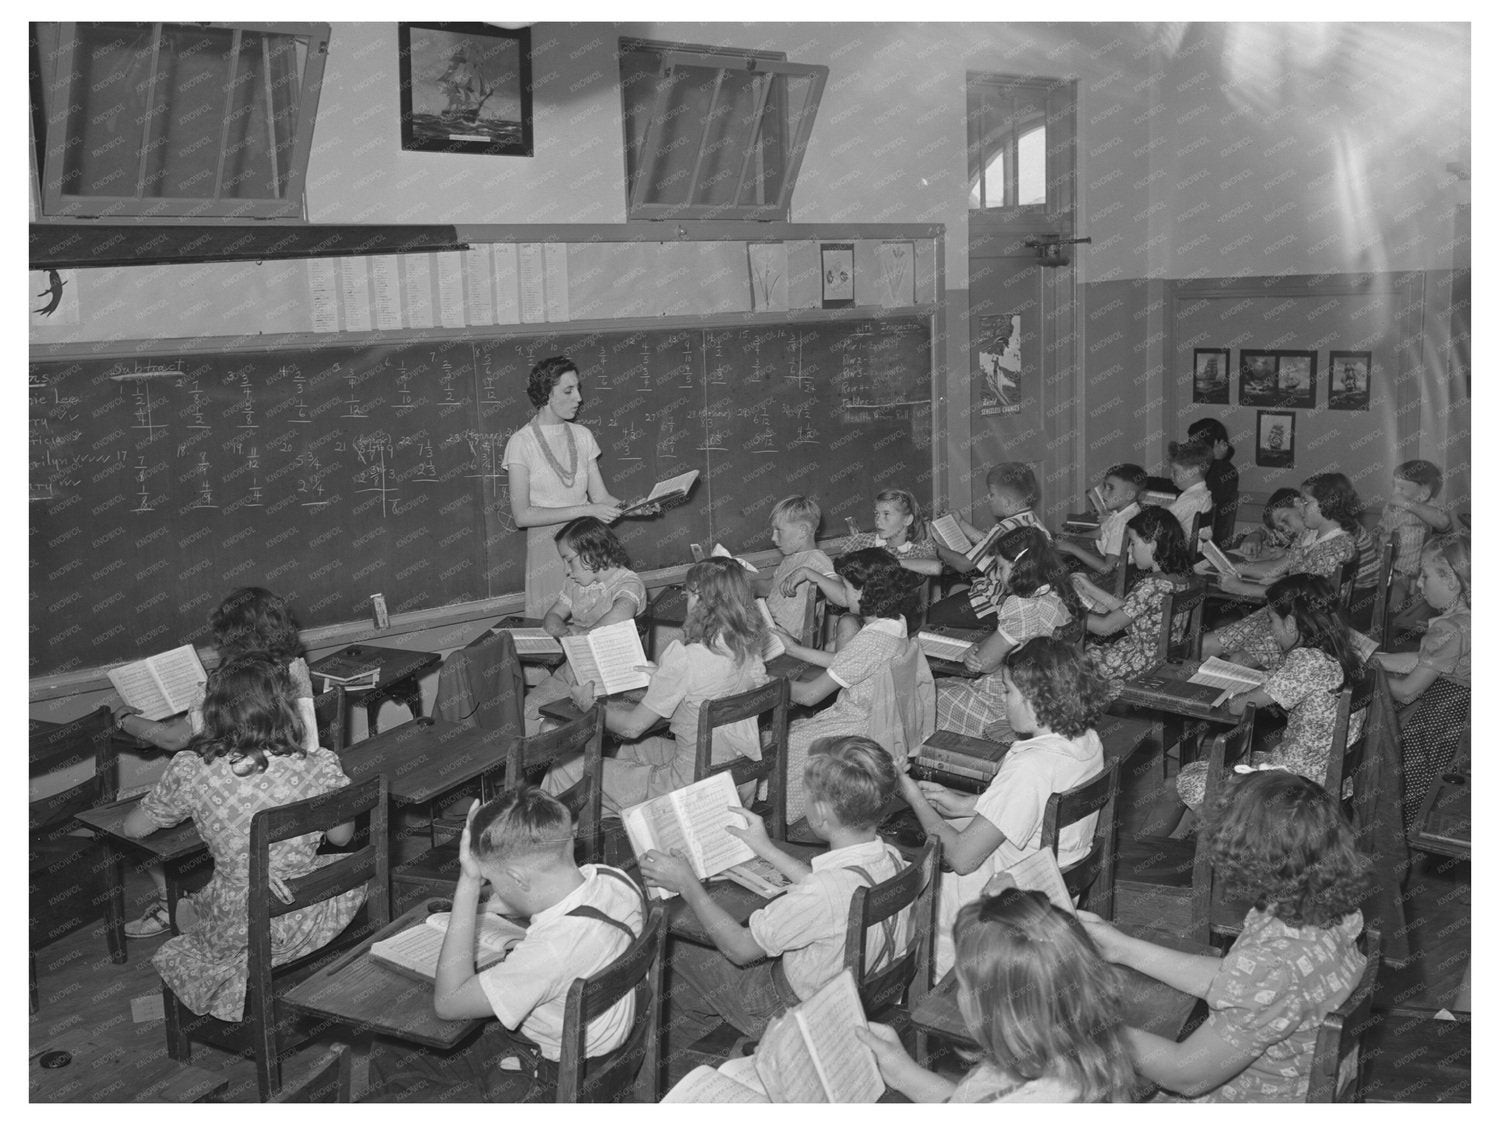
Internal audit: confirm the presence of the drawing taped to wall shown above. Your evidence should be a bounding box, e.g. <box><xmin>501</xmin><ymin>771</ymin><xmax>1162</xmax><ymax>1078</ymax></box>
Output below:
<box><xmin>1327</xmin><ymin>351</ymin><xmax>1372</xmax><ymax>410</ymax></box>
<box><xmin>978</xmin><ymin>313</ymin><xmax>1022</xmax><ymax>416</ymax></box>
<box><xmin>1256</xmin><ymin>410</ymin><xmax>1296</xmax><ymax>468</ymax></box>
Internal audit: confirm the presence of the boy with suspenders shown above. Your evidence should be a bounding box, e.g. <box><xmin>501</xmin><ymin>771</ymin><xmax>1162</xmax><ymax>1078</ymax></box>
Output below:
<box><xmin>638</xmin><ymin>736</ymin><xmax>907</xmax><ymax>1073</ymax></box>
<box><xmin>366</xmin><ymin>788</ymin><xmax>646</xmax><ymax>1102</ymax></box>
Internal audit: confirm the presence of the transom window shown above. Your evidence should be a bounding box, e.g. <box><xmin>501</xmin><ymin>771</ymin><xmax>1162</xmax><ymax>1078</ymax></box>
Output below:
<box><xmin>967</xmin><ymin>74</ymin><xmax>1071</xmax><ymax>213</ymax></box>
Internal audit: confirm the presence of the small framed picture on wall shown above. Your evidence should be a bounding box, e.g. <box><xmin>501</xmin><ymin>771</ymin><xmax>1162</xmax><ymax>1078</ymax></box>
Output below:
<box><xmin>820</xmin><ymin>243</ymin><xmax>854</xmax><ymax>308</ymax></box>
<box><xmin>1239</xmin><ymin>349</ymin><xmax>1318</xmax><ymax>408</ymax></box>
<box><xmin>1192</xmin><ymin>348</ymin><xmax>1231</xmax><ymax>404</ymax></box>
<box><xmin>1327</xmin><ymin>351</ymin><xmax>1372</xmax><ymax>410</ymax></box>
<box><xmin>1255</xmin><ymin>410</ymin><xmax>1296</xmax><ymax>468</ymax></box>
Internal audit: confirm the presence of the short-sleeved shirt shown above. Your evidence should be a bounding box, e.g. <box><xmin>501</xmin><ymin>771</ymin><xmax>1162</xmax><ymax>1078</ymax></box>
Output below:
<box><xmin>967</xmin><ymin>510</ymin><xmax>1050</xmax><ymax>616</ymax></box>
<box><xmin>1169</xmin><ymin>481</ymin><xmax>1213</xmax><ymax>542</ymax></box>
<box><xmin>747</xmin><ymin>839</ymin><xmax>905</xmax><ymax>1000</ymax></box>
<box><xmin>767</xmin><ymin>548</ymin><xmax>835</xmax><ymax>636</ymax></box>
<box><xmin>994</xmin><ymin>586</ymin><xmax>1072</xmax><ymax>647</ymax></box>
<box><xmin>950</xmin><ymin>1066</ymin><xmax>1080</xmax><ymax>1103</ymax></box>
<box><xmin>642</xmin><ymin>639</ymin><xmax>768</xmax><ymax>767</ymax></box>
<box><xmin>935</xmin><ymin>730</ymin><xmax>1104</xmax><ymax>975</ymax></box>
<box><xmin>1087</xmin><ymin>573</ymin><xmax>1182</xmax><ymax>685</ymax></box>
<box><xmin>1200</xmin><ymin>907</ymin><xmax>1365</xmax><ymax>1102</ymax></box>
<box><xmin>842</xmin><ymin>530</ymin><xmax>940</xmax><ymax>561</ymax></box>
<box><xmin>1379</xmin><ymin>504</ymin><xmax>1433</xmax><ymax>577</ymax></box>
<box><xmin>1284</xmin><ymin>527</ymin><xmax>1357</xmax><ymax>580</ymax></box>
<box><xmin>1260</xmin><ymin>647</ymin><xmax>1346</xmax><ymax>784</ymax></box>
<box><xmin>502</xmin><ymin>422</ymin><xmax>601</xmax><ymax>509</ymax></box>
<box><xmin>1095</xmin><ymin>502</ymin><xmax>1140</xmax><ymax>558</ymax></box>
<box><xmin>555</xmin><ymin>567</ymin><xmax>647</xmax><ymax>631</ymax></box>
<box><xmin>478</xmin><ymin>865</ymin><xmax>644</xmax><ymax>1061</ymax></box>
<box><xmin>1417</xmin><ymin>605</ymin><xmax>1471</xmax><ymax>686</ymax></box>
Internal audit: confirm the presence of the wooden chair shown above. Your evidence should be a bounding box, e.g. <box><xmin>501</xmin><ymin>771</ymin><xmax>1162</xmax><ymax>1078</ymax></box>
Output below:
<box><xmin>311</xmin><ymin>685</ymin><xmax>346</xmax><ymax>752</ymax></box>
<box><xmin>1366</xmin><ymin>531</ymin><xmax>1400</xmax><ymax>647</ymax></box>
<box><xmin>1156</xmin><ymin>580</ymin><xmax>1208</xmax><ymax>665</ymax></box>
<box><xmin>511</xmin><ymin>702</ymin><xmax>606</xmax><ymax>864</ymax></box>
<box><xmin>1305</xmin><ymin>928</ymin><xmax>1383</xmax><ymax>1103</ymax></box>
<box><xmin>1335</xmin><ymin>554</ymin><xmax>1361</xmax><ymax>614</ymax></box>
<box><xmin>843</xmin><ymin>837</ymin><xmax>938</xmax><ymax>1019</ymax></box>
<box><xmin>1321</xmin><ymin>672</ymin><xmax>1373</xmax><ymax>807</ymax></box>
<box><xmin>554</xmin><ymin>903</ymin><xmax>667</xmax><ymax>1103</ymax></box>
<box><xmin>1041</xmin><ymin>753</ymin><xmax>1123</xmax><ymax>920</ymax></box>
<box><xmin>693</xmin><ymin>677</ymin><xmax>791</xmax><ymax>841</ymax></box>
<box><xmin>1111</xmin><ymin>706</ymin><xmax>1257</xmax><ymax>945</ymax></box>
<box><xmin>162</xmin><ymin>775</ymin><xmax>391</xmax><ymax>1101</ymax></box>
<box><xmin>433</xmin><ymin>628</ymin><xmax>525</xmax><ymax>734</ymax></box>
<box><xmin>29</xmin><ymin>706</ymin><xmax>122</xmax><ymax>1012</ymax></box>
<box><xmin>269</xmin><ymin>1044</ymin><xmax>352</xmax><ymax>1103</ymax></box>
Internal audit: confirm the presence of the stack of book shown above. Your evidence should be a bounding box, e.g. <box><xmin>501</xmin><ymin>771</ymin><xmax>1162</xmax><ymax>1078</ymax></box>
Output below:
<box><xmin>908</xmin><ymin>730</ymin><xmax>1009</xmax><ymax>793</ymax></box>
<box><xmin>313</xmin><ymin>650</ymin><xmax>382</xmax><ymax>692</ymax></box>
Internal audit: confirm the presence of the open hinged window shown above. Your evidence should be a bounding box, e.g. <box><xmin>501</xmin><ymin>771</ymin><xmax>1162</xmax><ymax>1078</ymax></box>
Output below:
<box><xmin>967</xmin><ymin>74</ymin><xmax>1075</xmax><ymax>217</ymax></box>
<box><xmin>32</xmin><ymin>21</ymin><xmax>330</xmax><ymax>220</ymax></box>
<box><xmin>620</xmin><ymin>40</ymin><xmax>827</xmax><ymax>221</ymax></box>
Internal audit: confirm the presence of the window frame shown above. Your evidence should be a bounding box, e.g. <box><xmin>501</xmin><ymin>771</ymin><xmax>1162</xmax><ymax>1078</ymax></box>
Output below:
<box><xmin>966</xmin><ymin>72</ymin><xmax>1076</xmax><ymax>223</ymax></box>
<box><xmin>35</xmin><ymin>21</ymin><xmax>330</xmax><ymax>221</ymax></box>
<box><xmin>621</xmin><ymin>42</ymin><xmax>827</xmax><ymax>222</ymax></box>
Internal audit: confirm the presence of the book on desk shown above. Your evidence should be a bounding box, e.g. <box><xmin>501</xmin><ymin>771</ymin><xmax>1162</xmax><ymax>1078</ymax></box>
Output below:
<box><xmin>368</xmin><ymin>910</ymin><xmax>527</xmax><ymax>983</ymax></box>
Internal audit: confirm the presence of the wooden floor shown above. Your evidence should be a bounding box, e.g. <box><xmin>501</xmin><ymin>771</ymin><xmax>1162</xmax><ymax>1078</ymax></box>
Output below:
<box><xmin>31</xmin><ymin>825</ymin><xmax>1469</xmax><ymax>1103</ymax></box>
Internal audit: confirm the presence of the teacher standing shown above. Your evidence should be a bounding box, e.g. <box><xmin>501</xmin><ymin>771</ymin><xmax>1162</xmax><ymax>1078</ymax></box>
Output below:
<box><xmin>503</xmin><ymin>356</ymin><xmax>625</xmax><ymax>616</ymax></box>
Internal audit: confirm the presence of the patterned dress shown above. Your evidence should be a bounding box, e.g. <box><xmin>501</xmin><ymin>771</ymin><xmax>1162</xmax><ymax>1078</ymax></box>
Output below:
<box><xmin>1210</xmin><ymin>529</ymin><xmax>1357</xmax><ymax>666</ymax></box>
<box><xmin>141</xmin><ymin>747</ymin><xmax>365</xmax><ymax>1021</ymax></box>
<box><xmin>785</xmin><ymin>618</ymin><xmax>911</xmax><ymax>822</ymax></box>
<box><xmin>1086</xmin><ymin>573</ymin><xmax>1183</xmax><ymax>691</ymax></box>
<box><xmin>937</xmin><ymin>587</ymin><xmax>1072</xmax><ymax>741</ymax></box>
<box><xmin>1176</xmin><ymin>647</ymin><xmax>1348</xmax><ymax>809</ymax></box>
<box><xmin>1194</xmin><ymin>907</ymin><xmax>1365</xmax><ymax>1102</ymax></box>
<box><xmin>1400</xmin><ymin>605</ymin><xmax>1471</xmax><ymax>832</ymax></box>
<box><xmin>523</xmin><ymin>567</ymin><xmax>647</xmax><ymax>732</ymax></box>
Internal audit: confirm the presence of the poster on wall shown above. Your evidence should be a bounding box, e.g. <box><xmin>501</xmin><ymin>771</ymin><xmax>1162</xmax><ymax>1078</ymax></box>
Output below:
<box><xmin>1327</xmin><ymin>351</ymin><xmax>1372</xmax><ymax>411</ymax></box>
<box><xmin>1192</xmin><ymin>348</ymin><xmax>1231</xmax><ymax>404</ymax></box>
<box><xmin>1256</xmin><ymin>410</ymin><xmax>1296</xmax><ymax>468</ymax></box>
<box><xmin>1239</xmin><ymin>349</ymin><xmax>1317</xmax><ymax>408</ymax></box>
<box><xmin>398</xmin><ymin>23</ymin><xmax>533</xmax><ymax>157</ymax></box>
<box><xmin>977</xmin><ymin>313</ymin><xmax>1023</xmax><ymax>416</ymax></box>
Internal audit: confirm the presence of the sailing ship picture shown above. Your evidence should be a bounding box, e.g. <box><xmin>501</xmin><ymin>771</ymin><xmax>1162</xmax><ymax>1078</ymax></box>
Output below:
<box><xmin>399</xmin><ymin>23</ymin><xmax>533</xmax><ymax>156</ymax></box>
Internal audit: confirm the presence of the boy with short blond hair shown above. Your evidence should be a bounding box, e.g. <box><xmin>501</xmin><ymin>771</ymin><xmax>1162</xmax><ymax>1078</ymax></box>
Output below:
<box><xmin>365</xmin><ymin>788</ymin><xmax>645</xmax><ymax>1102</ymax></box>
<box><xmin>758</xmin><ymin>495</ymin><xmax>836</xmax><ymax>637</ymax></box>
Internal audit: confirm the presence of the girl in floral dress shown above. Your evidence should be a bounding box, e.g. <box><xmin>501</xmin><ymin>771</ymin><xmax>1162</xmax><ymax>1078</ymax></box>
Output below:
<box><xmin>121</xmin><ymin>655</ymin><xmax>365</xmax><ymax>1022</ymax></box>
<box><xmin>1077</xmin><ymin>507</ymin><xmax>1194</xmax><ymax>693</ymax></box>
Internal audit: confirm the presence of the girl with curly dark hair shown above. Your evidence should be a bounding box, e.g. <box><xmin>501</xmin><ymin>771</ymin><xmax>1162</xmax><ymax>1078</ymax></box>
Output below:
<box><xmin>548</xmin><ymin>556</ymin><xmax>769</xmax><ymax>811</ymax></box>
<box><xmin>936</xmin><ymin>526</ymin><xmax>1086</xmax><ymax>741</ymax></box>
<box><xmin>111</xmin><ymin>586</ymin><xmax>320</xmax><ymax>939</ymax></box>
<box><xmin>120</xmin><ymin>655</ymin><xmax>364</xmax><ymax>1022</ymax></box>
<box><xmin>899</xmin><ymin>636</ymin><xmax>1111</xmax><ymax>975</ymax></box>
<box><xmin>1076</xmin><ymin>506</ymin><xmax>1194</xmax><ymax>691</ymax></box>
<box><xmin>775</xmin><ymin>548</ymin><xmax>933</xmax><ymax>823</ymax></box>
<box><xmin>1079</xmin><ymin>770</ymin><xmax>1372</xmax><ymax>1102</ymax></box>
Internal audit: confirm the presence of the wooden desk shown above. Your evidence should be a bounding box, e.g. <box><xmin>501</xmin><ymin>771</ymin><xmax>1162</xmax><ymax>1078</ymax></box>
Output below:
<box><xmin>1202</xmin><ymin>569</ymin><xmax>1269</xmax><ymax>606</ymax></box>
<box><xmin>666</xmin><ymin>842</ymin><xmax>825</xmax><ymax>946</ymax></box>
<box><xmin>29</xmin><ymin>717</ymin><xmax>61</xmax><ymax>735</ymax></box>
<box><xmin>338</xmin><ymin>716</ymin><xmax>510</xmax><ymax>806</ymax></box>
<box><xmin>280</xmin><ymin>898</ymin><xmax>492</xmax><ymax>1099</ymax></box>
<box><xmin>309</xmin><ymin>644</ymin><xmax>441</xmax><ymax>736</ymax></box>
<box><xmin>1117</xmin><ymin>661</ymin><xmax>1244</xmax><ymax>726</ymax></box>
<box><xmin>1411</xmin><ymin>768</ymin><xmax>1470</xmax><ymax>861</ymax></box>
<box><xmin>494</xmin><ymin>617</ymin><xmax>567</xmax><ymax>668</ymax></box>
<box><xmin>75</xmin><ymin>796</ymin><xmax>210</xmax><ymax>937</ymax></box>
<box><xmin>912</xmin><ymin>963</ymin><xmax>1198</xmax><ymax>1048</ymax></box>
<box><xmin>536</xmin><ymin>656</ymin><xmax>815</xmax><ymax>726</ymax></box>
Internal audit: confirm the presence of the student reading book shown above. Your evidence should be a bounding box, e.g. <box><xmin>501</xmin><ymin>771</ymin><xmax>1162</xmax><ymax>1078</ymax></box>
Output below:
<box><xmin>108</xmin><ymin>644</ymin><xmax>208</xmax><ymax>721</ymax></box>
<box><xmin>369</xmin><ymin>910</ymin><xmax>527</xmax><ymax>983</ymax></box>
<box><xmin>620</xmin><ymin>772</ymin><xmax>780</xmax><ymax>900</ymax></box>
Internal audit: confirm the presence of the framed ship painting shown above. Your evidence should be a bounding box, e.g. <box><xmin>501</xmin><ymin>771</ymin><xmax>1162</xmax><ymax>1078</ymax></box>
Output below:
<box><xmin>1192</xmin><ymin>348</ymin><xmax>1231</xmax><ymax>405</ymax></box>
<box><xmin>1327</xmin><ymin>351</ymin><xmax>1372</xmax><ymax>410</ymax></box>
<box><xmin>1255</xmin><ymin>410</ymin><xmax>1296</xmax><ymax>468</ymax></box>
<box><xmin>1239</xmin><ymin>349</ymin><xmax>1317</xmax><ymax>408</ymax></box>
<box><xmin>399</xmin><ymin>23</ymin><xmax>533</xmax><ymax>156</ymax></box>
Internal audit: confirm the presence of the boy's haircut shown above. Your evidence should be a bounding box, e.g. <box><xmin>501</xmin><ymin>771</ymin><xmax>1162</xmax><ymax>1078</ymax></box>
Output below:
<box><xmin>771</xmin><ymin>494</ymin><xmax>821</xmax><ymax>535</ymax></box>
<box><xmin>555</xmin><ymin>516</ymin><xmax>631</xmax><ymax>572</ymax></box>
<box><xmin>1187</xmin><ymin>417</ymin><xmax>1230</xmax><ymax>449</ymax></box>
<box><xmin>1167</xmin><ymin>440</ymin><xmax>1213</xmax><ymax>475</ymax></box>
<box><xmin>469</xmin><ymin>786</ymin><xmax>576</xmax><ymax>864</ymax></box>
<box><xmin>1103</xmin><ymin>463</ymin><xmax>1148</xmax><ymax>491</ymax></box>
<box><xmin>1395</xmin><ymin>459</ymin><xmax>1443</xmax><ymax>498</ymax></box>
<box><xmin>985</xmin><ymin>461</ymin><xmax>1040</xmax><ymax>509</ymax></box>
<box><xmin>803</xmin><ymin>735</ymin><xmax>900</xmax><ymax>829</ymax></box>
<box><xmin>1002</xmin><ymin>636</ymin><xmax>1110</xmax><ymax>738</ymax></box>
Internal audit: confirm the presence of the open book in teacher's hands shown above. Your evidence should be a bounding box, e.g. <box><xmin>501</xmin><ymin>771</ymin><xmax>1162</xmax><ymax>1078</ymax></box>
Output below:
<box><xmin>559</xmin><ymin>619</ymin><xmax>651</xmax><ymax>695</ymax></box>
<box><xmin>106</xmin><ymin>644</ymin><xmax>207</xmax><ymax>721</ymax></box>
<box><xmin>621</xmin><ymin>771</ymin><xmax>765</xmax><ymax>901</ymax></box>
<box><xmin>619</xmin><ymin>469</ymin><xmax>700</xmax><ymax>515</ymax></box>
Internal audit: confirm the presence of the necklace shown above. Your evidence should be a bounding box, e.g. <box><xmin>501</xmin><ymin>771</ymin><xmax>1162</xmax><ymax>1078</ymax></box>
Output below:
<box><xmin>530</xmin><ymin>415</ymin><xmax>578</xmax><ymax>488</ymax></box>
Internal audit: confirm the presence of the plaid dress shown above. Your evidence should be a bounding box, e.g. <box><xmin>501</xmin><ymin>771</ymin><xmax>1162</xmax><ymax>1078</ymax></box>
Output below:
<box><xmin>141</xmin><ymin>747</ymin><xmax>365</xmax><ymax>1021</ymax></box>
<box><xmin>937</xmin><ymin>587</ymin><xmax>1072</xmax><ymax>741</ymax></box>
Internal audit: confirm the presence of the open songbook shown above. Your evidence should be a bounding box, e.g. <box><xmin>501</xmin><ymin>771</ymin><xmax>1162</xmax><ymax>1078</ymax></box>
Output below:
<box><xmin>622</xmin><ymin>771</ymin><xmax>786</xmax><ymax>901</ymax></box>
<box><xmin>1200</xmin><ymin>538</ymin><xmax>1243</xmax><ymax>580</ymax></box>
<box><xmin>916</xmin><ymin>629</ymin><xmax>976</xmax><ymax>664</ymax></box>
<box><xmin>621</xmin><ymin>469</ymin><xmax>700</xmax><ymax>515</ymax></box>
<box><xmin>1188</xmin><ymin>657</ymin><xmax>1267</xmax><ymax>707</ymax></box>
<box><xmin>1001</xmin><ymin>847</ymin><xmax>1075</xmax><ymax>915</ymax></box>
<box><xmin>1088</xmin><ymin>485</ymin><xmax>1108</xmax><ymax>516</ymax></box>
<box><xmin>501</xmin><ymin>626</ymin><xmax>564</xmax><ymax>656</ymax></box>
<box><xmin>368</xmin><ymin>910</ymin><xmax>528</xmax><ymax>984</ymax></box>
<box><xmin>106</xmin><ymin>644</ymin><xmax>207</xmax><ymax>721</ymax></box>
<box><xmin>560</xmin><ymin>620</ymin><xmax>650</xmax><ymax>695</ymax></box>
<box><xmin>757</xmin><ymin>599</ymin><xmax>786</xmax><ymax>660</ymax></box>
<box><xmin>710</xmin><ymin>542</ymin><xmax>759</xmax><ymax>572</ymax></box>
<box><xmin>929</xmin><ymin>513</ymin><xmax>972</xmax><ymax>553</ymax></box>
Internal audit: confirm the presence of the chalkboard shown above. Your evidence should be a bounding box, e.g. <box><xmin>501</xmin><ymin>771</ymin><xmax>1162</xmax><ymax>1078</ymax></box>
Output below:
<box><xmin>30</xmin><ymin>315</ymin><xmax>931</xmax><ymax>677</ymax></box>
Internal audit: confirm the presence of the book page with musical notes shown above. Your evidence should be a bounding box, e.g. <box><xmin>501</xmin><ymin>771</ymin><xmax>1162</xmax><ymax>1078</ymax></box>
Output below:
<box><xmin>675</xmin><ymin>771</ymin><xmax>755</xmax><ymax>875</ymax></box>
<box><xmin>793</xmin><ymin>971</ymin><xmax>882</xmax><ymax>1103</ymax></box>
